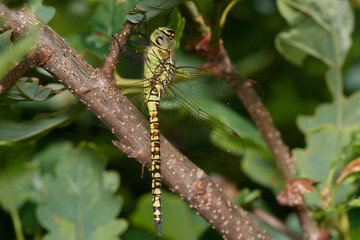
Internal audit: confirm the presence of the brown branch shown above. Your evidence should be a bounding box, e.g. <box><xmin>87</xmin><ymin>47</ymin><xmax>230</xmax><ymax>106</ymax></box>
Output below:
<box><xmin>100</xmin><ymin>23</ymin><xmax>133</xmax><ymax>79</ymax></box>
<box><xmin>0</xmin><ymin>46</ymin><xmax>52</xmax><ymax>94</ymax></box>
<box><xmin>179</xmin><ymin>2</ymin><xmax>320</xmax><ymax>240</ymax></box>
<box><xmin>0</xmin><ymin>4</ymin><xmax>272</xmax><ymax>240</ymax></box>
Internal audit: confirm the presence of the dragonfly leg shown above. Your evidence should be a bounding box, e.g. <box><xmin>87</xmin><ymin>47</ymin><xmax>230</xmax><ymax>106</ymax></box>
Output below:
<box><xmin>164</xmin><ymin>8</ymin><xmax>174</xmax><ymax>27</ymax></box>
<box><xmin>129</xmin><ymin>14</ymin><xmax>150</xmax><ymax>47</ymax></box>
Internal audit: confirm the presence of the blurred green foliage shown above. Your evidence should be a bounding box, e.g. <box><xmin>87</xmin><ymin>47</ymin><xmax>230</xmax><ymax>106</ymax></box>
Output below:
<box><xmin>0</xmin><ymin>0</ymin><xmax>360</xmax><ymax>239</ymax></box>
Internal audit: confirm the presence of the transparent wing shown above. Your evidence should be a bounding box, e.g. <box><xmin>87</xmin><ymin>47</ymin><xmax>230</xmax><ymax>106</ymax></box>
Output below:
<box><xmin>161</xmin><ymin>67</ymin><xmax>248</xmax><ymax>162</ymax></box>
<box><xmin>168</xmin><ymin>67</ymin><xmax>248</xmax><ymax>110</ymax></box>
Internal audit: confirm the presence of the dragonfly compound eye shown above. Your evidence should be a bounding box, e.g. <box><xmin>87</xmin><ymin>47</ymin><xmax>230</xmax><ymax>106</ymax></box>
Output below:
<box><xmin>156</xmin><ymin>37</ymin><xmax>163</xmax><ymax>45</ymax></box>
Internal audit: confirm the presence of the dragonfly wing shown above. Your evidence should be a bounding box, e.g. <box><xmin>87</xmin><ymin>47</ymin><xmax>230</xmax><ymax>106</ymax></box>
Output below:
<box><xmin>171</xmin><ymin>67</ymin><xmax>245</xmax><ymax>110</ymax></box>
<box><xmin>164</xmin><ymin>81</ymin><xmax>246</xmax><ymax>162</ymax></box>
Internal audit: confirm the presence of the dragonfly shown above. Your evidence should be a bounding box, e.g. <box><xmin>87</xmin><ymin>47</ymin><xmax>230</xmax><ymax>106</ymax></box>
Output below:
<box><xmin>114</xmin><ymin>12</ymin><xmax>246</xmax><ymax>236</ymax></box>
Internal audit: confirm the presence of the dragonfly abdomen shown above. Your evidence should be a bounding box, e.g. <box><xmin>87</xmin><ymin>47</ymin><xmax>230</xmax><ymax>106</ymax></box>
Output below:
<box><xmin>147</xmin><ymin>85</ymin><xmax>162</xmax><ymax>236</ymax></box>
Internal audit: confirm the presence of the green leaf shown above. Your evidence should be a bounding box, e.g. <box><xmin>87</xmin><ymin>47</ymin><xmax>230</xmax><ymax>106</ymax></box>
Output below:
<box><xmin>131</xmin><ymin>191</ymin><xmax>207</xmax><ymax>239</ymax></box>
<box><xmin>297</xmin><ymin>93</ymin><xmax>360</xmax><ymax>133</ymax></box>
<box><xmin>0</xmin><ymin>145</ymin><xmax>38</xmax><ymax>212</ymax></box>
<box><xmin>348</xmin><ymin>198</ymin><xmax>360</xmax><ymax>208</ymax></box>
<box><xmin>28</xmin><ymin>0</ymin><xmax>56</xmax><ymax>24</ymax></box>
<box><xmin>293</xmin><ymin>124</ymin><xmax>359</xmax><ymax>205</ymax></box>
<box><xmin>241</xmin><ymin>147</ymin><xmax>283</xmax><ymax>194</ymax></box>
<box><xmin>294</xmin><ymin>127</ymin><xmax>339</xmax><ymax>182</ymax></box>
<box><xmin>32</xmin><ymin>142</ymin><xmax>75</xmax><ymax>176</ymax></box>
<box><xmin>127</xmin><ymin>0</ymin><xmax>184</xmax><ymax>23</ymax></box>
<box><xmin>37</xmin><ymin>143</ymin><xmax>128</xmax><ymax>240</ymax></box>
<box><xmin>1</xmin><ymin>78</ymin><xmax>53</xmax><ymax>103</ymax></box>
<box><xmin>0</xmin><ymin>30</ymin><xmax>13</xmax><ymax>51</ymax></box>
<box><xmin>275</xmin><ymin>0</ymin><xmax>354</xmax><ymax>100</ymax></box>
<box><xmin>0</xmin><ymin>35</ymin><xmax>36</xmax><ymax>80</ymax></box>
<box><xmin>0</xmin><ymin>107</ymin><xmax>77</xmax><ymax>145</ymax></box>
<box><xmin>0</xmin><ymin>144</ymin><xmax>38</xmax><ymax>240</ymax></box>
<box><xmin>91</xmin><ymin>0</ymin><xmax>136</xmax><ymax>36</ymax></box>
<box><xmin>235</xmin><ymin>188</ymin><xmax>262</xmax><ymax>206</ymax></box>
<box><xmin>275</xmin><ymin>0</ymin><xmax>354</xmax><ymax>67</ymax></box>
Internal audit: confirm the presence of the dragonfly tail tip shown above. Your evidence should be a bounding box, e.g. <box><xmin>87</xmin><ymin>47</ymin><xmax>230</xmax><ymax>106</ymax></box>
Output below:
<box><xmin>155</xmin><ymin>221</ymin><xmax>162</xmax><ymax>236</ymax></box>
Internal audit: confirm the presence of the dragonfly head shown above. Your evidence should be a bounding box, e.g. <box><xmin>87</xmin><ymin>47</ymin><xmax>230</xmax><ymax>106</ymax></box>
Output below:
<box><xmin>150</xmin><ymin>27</ymin><xmax>176</xmax><ymax>51</ymax></box>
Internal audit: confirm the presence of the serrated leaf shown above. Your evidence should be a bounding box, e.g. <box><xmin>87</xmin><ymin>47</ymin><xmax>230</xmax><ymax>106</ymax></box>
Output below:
<box><xmin>28</xmin><ymin>0</ymin><xmax>56</xmax><ymax>24</ymax></box>
<box><xmin>297</xmin><ymin>92</ymin><xmax>360</xmax><ymax>133</ymax></box>
<box><xmin>293</xmin><ymin>125</ymin><xmax>359</xmax><ymax>206</ymax></box>
<box><xmin>0</xmin><ymin>107</ymin><xmax>77</xmax><ymax>145</ymax></box>
<box><xmin>275</xmin><ymin>0</ymin><xmax>354</xmax><ymax>100</ymax></box>
<box><xmin>131</xmin><ymin>191</ymin><xmax>207</xmax><ymax>239</ymax></box>
<box><xmin>37</xmin><ymin>143</ymin><xmax>127</xmax><ymax>240</ymax></box>
<box><xmin>276</xmin><ymin>0</ymin><xmax>354</xmax><ymax>67</ymax></box>
<box><xmin>127</xmin><ymin>0</ymin><xmax>184</xmax><ymax>23</ymax></box>
<box><xmin>1</xmin><ymin>78</ymin><xmax>53</xmax><ymax>102</ymax></box>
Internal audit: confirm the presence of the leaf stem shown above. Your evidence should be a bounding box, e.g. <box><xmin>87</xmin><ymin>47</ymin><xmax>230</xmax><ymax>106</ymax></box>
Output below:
<box><xmin>3</xmin><ymin>176</ymin><xmax>25</xmax><ymax>240</ymax></box>
<box><xmin>219</xmin><ymin>0</ymin><xmax>240</xmax><ymax>28</ymax></box>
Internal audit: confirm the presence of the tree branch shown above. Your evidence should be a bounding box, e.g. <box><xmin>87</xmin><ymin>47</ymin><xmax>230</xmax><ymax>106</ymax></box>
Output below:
<box><xmin>0</xmin><ymin>4</ymin><xmax>272</xmax><ymax>240</ymax></box>
<box><xmin>0</xmin><ymin>46</ymin><xmax>52</xmax><ymax>94</ymax></box>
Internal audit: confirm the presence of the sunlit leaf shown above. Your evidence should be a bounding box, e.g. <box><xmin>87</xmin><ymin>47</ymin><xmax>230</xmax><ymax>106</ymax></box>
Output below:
<box><xmin>348</xmin><ymin>198</ymin><xmax>360</xmax><ymax>208</ymax></box>
<box><xmin>37</xmin><ymin>143</ymin><xmax>128</xmax><ymax>240</ymax></box>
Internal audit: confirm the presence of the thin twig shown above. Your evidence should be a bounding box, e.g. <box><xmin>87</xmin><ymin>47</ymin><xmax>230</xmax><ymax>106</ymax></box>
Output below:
<box><xmin>0</xmin><ymin>46</ymin><xmax>52</xmax><ymax>94</ymax></box>
<box><xmin>100</xmin><ymin>22</ymin><xmax>133</xmax><ymax>79</ymax></box>
<box><xmin>0</xmin><ymin>4</ymin><xmax>272</xmax><ymax>240</ymax></box>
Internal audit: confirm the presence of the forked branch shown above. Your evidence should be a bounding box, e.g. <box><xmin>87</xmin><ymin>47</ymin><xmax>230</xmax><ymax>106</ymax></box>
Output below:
<box><xmin>0</xmin><ymin>46</ymin><xmax>52</xmax><ymax>94</ymax></box>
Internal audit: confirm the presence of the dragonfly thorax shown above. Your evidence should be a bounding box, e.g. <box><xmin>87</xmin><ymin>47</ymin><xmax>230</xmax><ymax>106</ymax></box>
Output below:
<box><xmin>150</xmin><ymin>27</ymin><xmax>176</xmax><ymax>51</ymax></box>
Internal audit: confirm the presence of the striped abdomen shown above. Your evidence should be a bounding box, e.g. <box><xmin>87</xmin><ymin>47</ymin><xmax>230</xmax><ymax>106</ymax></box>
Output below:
<box><xmin>147</xmin><ymin>84</ymin><xmax>162</xmax><ymax>236</ymax></box>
